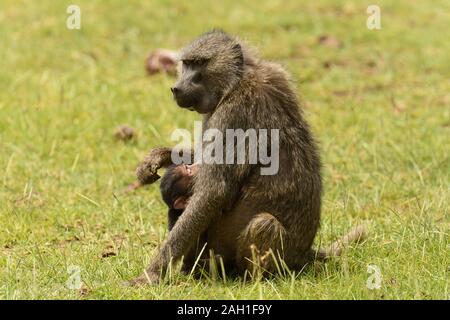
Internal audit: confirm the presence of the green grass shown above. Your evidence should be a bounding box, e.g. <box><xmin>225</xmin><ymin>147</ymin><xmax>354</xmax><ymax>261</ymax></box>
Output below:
<box><xmin>0</xmin><ymin>0</ymin><xmax>448</xmax><ymax>300</ymax></box>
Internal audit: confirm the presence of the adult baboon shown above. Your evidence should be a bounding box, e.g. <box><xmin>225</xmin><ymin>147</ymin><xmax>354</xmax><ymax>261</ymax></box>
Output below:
<box><xmin>129</xmin><ymin>30</ymin><xmax>326</xmax><ymax>285</ymax></box>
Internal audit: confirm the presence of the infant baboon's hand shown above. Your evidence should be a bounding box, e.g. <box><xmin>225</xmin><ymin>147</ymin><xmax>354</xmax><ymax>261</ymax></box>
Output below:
<box><xmin>135</xmin><ymin>147</ymin><xmax>172</xmax><ymax>185</ymax></box>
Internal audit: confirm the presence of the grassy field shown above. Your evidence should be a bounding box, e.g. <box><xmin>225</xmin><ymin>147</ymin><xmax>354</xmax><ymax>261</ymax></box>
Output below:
<box><xmin>0</xmin><ymin>0</ymin><xmax>448</xmax><ymax>299</ymax></box>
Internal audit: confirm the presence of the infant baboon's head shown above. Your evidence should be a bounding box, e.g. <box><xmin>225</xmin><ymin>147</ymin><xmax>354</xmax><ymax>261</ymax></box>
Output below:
<box><xmin>160</xmin><ymin>164</ymin><xmax>197</xmax><ymax>210</ymax></box>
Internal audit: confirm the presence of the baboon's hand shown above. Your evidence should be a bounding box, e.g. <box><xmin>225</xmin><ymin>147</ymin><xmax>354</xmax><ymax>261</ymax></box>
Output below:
<box><xmin>125</xmin><ymin>271</ymin><xmax>160</xmax><ymax>287</ymax></box>
<box><xmin>136</xmin><ymin>161</ymin><xmax>160</xmax><ymax>185</ymax></box>
<box><xmin>135</xmin><ymin>147</ymin><xmax>172</xmax><ymax>185</ymax></box>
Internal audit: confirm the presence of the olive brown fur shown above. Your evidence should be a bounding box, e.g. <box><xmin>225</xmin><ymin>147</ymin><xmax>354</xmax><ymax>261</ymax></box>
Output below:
<box><xmin>128</xmin><ymin>30</ymin><xmax>358</xmax><ymax>285</ymax></box>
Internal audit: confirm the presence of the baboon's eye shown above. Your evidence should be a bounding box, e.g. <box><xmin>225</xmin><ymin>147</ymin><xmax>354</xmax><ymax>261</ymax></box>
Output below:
<box><xmin>182</xmin><ymin>59</ymin><xmax>194</xmax><ymax>67</ymax></box>
<box><xmin>182</xmin><ymin>59</ymin><xmax>208</xmax><ymax>67</ymax></box>
<box><xmin>195</xmin><ymin>59</ymin><xmax>209</xmax><ymax>66</ymax></box>
<box><xmin>192</xmin><ymin>72</ymin><xmax>202</xmax><ymax>84</ymax></box>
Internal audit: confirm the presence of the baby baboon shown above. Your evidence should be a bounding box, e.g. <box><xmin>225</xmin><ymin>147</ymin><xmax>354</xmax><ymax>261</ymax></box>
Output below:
<box><xmin>159</xmin><ymin>163</ymin><xmax>197</xmax><ymax>231</ymax></box>
<box><xmin>158</xmin><ymin>163</ymin><xmax>213</xmax><ymax>273</ymax></box>
<box><xmin>128</xmin><ymin>30</ymin><xmax>337</xmax><ymax>285</ymax></box>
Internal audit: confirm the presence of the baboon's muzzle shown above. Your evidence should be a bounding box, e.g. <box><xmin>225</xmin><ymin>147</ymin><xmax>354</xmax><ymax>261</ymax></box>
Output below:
<box><xmin>170</xmin><ymin>86</ymin><xmax>199</xmax><ymax>110</ymax></box>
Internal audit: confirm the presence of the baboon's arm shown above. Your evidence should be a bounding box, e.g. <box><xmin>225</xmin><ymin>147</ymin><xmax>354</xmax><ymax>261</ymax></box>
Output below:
<box><xmin>136</xmin><ymin>146</ymin><xmax>193</xmax><ymax>185</ymax></box>
<box><xmin>143</xmin><ymin>162</ymin><xmax>251</xmax><ymax>281</ymax></box>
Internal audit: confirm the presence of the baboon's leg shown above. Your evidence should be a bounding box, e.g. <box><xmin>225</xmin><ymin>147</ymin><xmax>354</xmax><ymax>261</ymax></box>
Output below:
<box><xmin>236</xmin><ymin>213</ymin><xmax>287</xmax><ymax>275</ymax></box>
<box><xmin>180</xmin><ymin>233</ymin><xmax>209</xmax><ymax>273</ymax></box>
<box><xmin>181</xmin><ymin>253</ymin><xmax>225</xmax><ymax>278</ymax></box>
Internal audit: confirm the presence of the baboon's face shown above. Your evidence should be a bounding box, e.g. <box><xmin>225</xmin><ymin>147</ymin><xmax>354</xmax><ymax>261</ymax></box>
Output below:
<box><xmin>171</xmin><ymin>59</ymin><xmax>217</xmax><ymax>114</ymax></box>
<box><xmin>171</xmin><ymin>31</ymin><xmax>244</xmax><ymax>114</ymax></box>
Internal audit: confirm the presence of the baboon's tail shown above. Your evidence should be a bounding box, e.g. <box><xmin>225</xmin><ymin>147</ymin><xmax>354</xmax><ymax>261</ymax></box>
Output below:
<box><xmin>311</xmin><ymin>225</ymin><xmax>367</xmax><ymax>260</ymax></box>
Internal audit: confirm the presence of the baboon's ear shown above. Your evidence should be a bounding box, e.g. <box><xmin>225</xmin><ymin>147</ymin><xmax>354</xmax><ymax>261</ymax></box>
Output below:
<box><xmin>233</xmin><ymin>43</ymin><xmax>244</xmax><ymax>71</ymax></box>
<box><xmin>173</xmin><ymin>196</ymin><xmax>189</xmax><ymax>209</ymax></box>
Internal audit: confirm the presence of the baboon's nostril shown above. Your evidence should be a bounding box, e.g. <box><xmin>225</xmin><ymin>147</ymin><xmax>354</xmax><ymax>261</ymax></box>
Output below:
<box><xmin>171</xmin><ymin>87</ymin><xmax>179</xmax><ymax>95</ymax></box>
